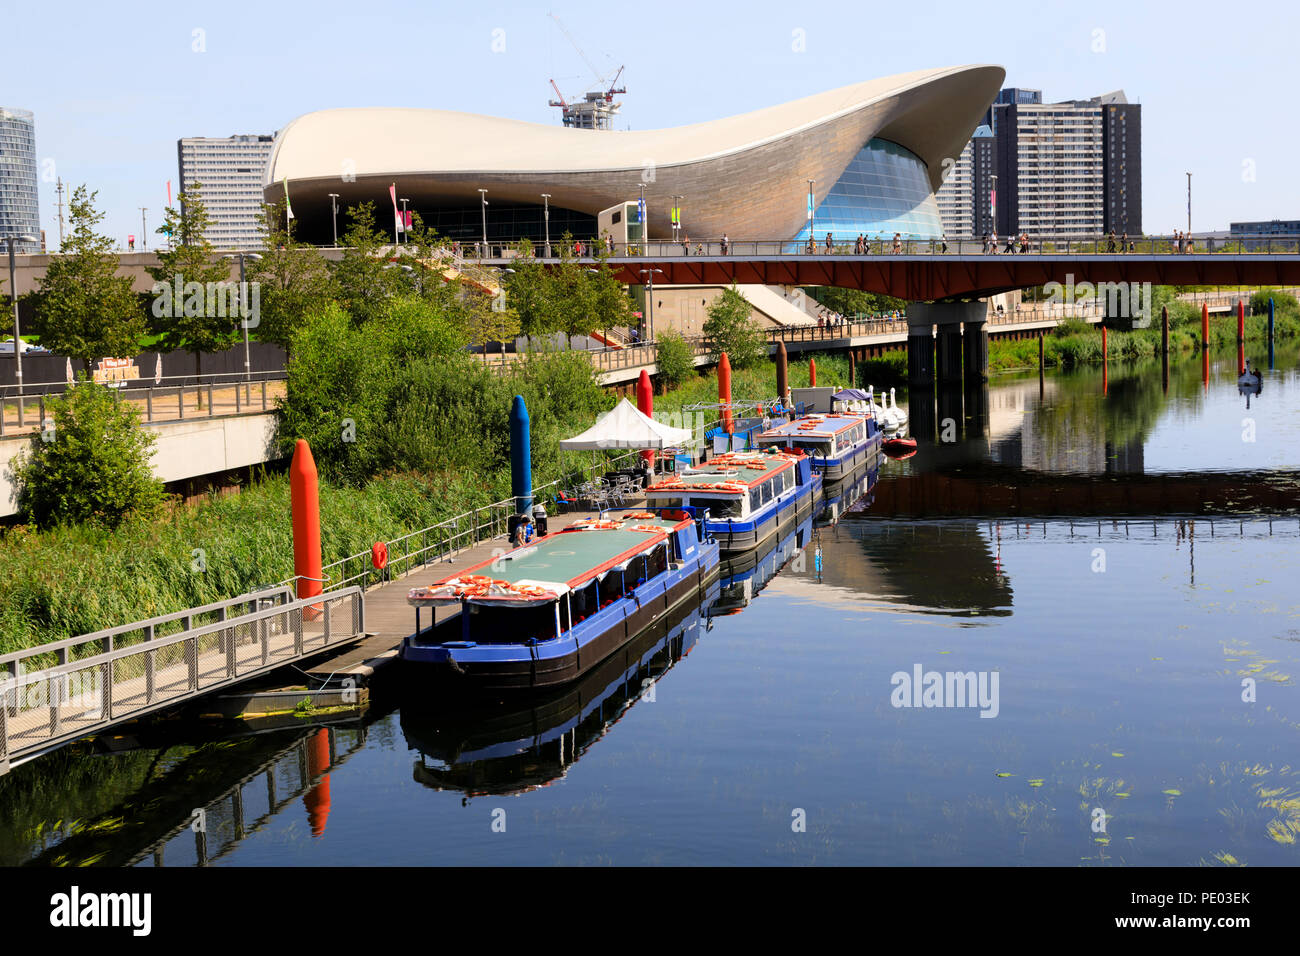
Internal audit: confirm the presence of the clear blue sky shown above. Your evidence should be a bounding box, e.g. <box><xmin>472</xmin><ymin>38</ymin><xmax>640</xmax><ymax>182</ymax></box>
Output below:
<box><xmin>8</xmin><ymin>0</ymin><xmax>1296</xmax><ymax>246</ymax></box>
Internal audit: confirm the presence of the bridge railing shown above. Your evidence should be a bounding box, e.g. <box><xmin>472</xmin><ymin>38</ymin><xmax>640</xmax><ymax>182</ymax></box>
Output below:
<box><xmin>463</xmin><ymin>233</ymin><xmax>1300</xmax><ymax>261</ymax></box>
<box><xmin>0</xmin><ymin>587</ymin><xmax>365</xmax><ymax>771</ymax></box>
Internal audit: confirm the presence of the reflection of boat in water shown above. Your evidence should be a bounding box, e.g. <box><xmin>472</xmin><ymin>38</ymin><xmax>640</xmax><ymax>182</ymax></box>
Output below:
<box><xmin>818</xmin><ymin>452</ymin><xmax>880</xmax><ymax>526</ymax></box>
<box><xmin>404</xmin><ymin>583</ymin><xmax>718</xmax><ymax>797</ymax></box>
<box><xmin>1237</xmin><ymin>361</ymin><xmax>1262</xmax><ymax>390</ymax></box>
<box><xmin>403</xmin><ymin>509</ymin><xmax>718</xmax><ymax>690</ymax></box>
<box><xmin>882</xmin><ymin>436</ymin><xmax>917</xmax><ymax>459</ymax></box>
<box><xmin>712</xmin><ymin>516</ymin><xmax>813</xmax><ymax>615</ymax></box>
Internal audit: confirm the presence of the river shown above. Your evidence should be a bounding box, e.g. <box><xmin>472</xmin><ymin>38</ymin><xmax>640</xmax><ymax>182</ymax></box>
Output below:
<box><xmin>3</xmin><ymin>345</ymin><xmax>1298</xmax><ymax>866</ymax></box>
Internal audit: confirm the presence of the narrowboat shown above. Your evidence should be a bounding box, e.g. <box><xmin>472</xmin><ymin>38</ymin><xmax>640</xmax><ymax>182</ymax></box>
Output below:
<box><xmin>404</xmin><ymin>589</ymin><xmax>714</xmax><ymax>796</ymax></box>
<box><xmin>641</xmin><ymin>449</ymin><xmax>822</xmax><ymax>554</ymax></box>
<box><xmin>402</xmin><ymin>509</ymin><xmax>719</xmax><ymax>690</ymax></box>
<box><xmin>756</xmin><ymin>412</ymin><xmax>882</xmax><ymax>483</ymax></box>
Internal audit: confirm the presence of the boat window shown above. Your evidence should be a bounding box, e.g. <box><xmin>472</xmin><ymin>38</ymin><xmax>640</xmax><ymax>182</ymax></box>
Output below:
<box><xmin>749</xmin><ymin>487</ymin><xmax>761</xmax><ymax>511</ymax></box>
<box><xmin>648</xmin><ymin>496</ymin><xmax>683</xmax><ymax>509</ymax></box>
<box><xmin>793</xmin><ymin>439</ymin><xmax>831</xmax><ymax>457</ymax></box>
<box><xmin>560</xmin><ymin>594</ymin><xmax>571</xmax><ymax>633</ymax></box>
<box><xmin>627</xmin><ymin>554</ymin><xmax>649</xmax><ymax>590</ymax></box>
<box><xmin>467</xmin><ymin>602</ymin><xmax>556</xmax><ymax>644</ymax></box>
<box><xmin>647</xmin><ymin>543</ymin><xmax>668</xmax><ymax>578</ymax></box>
<box><xmin>598</xmin><ymin>569</ymin><xmax>625</xmax><ymax>606</ymax></box>
<box><xmin>689</xmin><ymin>495</ymin><xmax>743</xmax><ymax>518</ymax></box>
<box><xmin>784</xmin><ymin>468</ymin><xmax>795</xmax><ymax>491</ymax></box>
<box><xmin>760</xmin><ymin>479</ymin><xmax>773</xmax><ymax>504</ymax></box>
<box><xmin>570</xmin><ymin>579</ymin><xmax>599</xmax><ymax>622</ymax></box>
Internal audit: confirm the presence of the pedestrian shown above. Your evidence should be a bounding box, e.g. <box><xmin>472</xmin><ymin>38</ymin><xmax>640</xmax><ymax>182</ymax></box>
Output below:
<box><xmin>939</xmin><ymin>233</ymin><xmax>948</xmax><ymax>254</ymax></box>
<box><xmin>990</xmin><ymin>231</ymin><xmax>998</xmax><ymax>254</ymax></box>
<box><xmin>682</xmin><ymin>233</ymin><xmax>690</xmax><ymax>255</ymax></box>
<box><xmin>1019</xmin><ymin>232</ymin><xmax>1029</xmax><ymax>254</ymax></box>
<box><xmin>805</xmin><ymin>236</ymin><xmax>815</xmax><ymax>254</ymax></box>
<box><xmin>1120</xmin><ymin>232</ymin><xmax>1128</xmax><ymax>254</ymax></box>
<box><xmin>982</xmin><ymin>232</ymin><xmax>990</xmax><ymax>254</ymax></box>
<box><xmin>825</xmin><ymin>232</ymin><xmax>834</xmax><ymax>253</ymax></box>
<box><xmin>1107</xmin><ymin>230</ymin><xmax>1117</xmax><ymax>253</ymax></box>
<box><xmin>1004</xmin><ymin>233</ymin><xmax>1015</xmax><ymax>255</ymax></box>
<box><xmin>893</xmin><ymin>233</ymin><xmax>902</xmax><ymax>255</ymax></box>
<box><xmin>721</xmin><ymin>233</ymin><xmax>729</xmax><ymax>255</ymax></box>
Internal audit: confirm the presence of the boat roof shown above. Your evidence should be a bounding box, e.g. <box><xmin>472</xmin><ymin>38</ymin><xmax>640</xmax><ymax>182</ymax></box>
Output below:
<box><xmin>759</xmin><ymin>413</ymin><xmax>868</xmax><ymax>439</ymax></box>
<box><xmin>438</xmin><ymin>511</ymin><xmax>687</xmax><ymax>590</ymax></box>
<box><xmin>645</xmin><ymin>452</ymin><xmax>795</xmax><ymax>495</ymax></box>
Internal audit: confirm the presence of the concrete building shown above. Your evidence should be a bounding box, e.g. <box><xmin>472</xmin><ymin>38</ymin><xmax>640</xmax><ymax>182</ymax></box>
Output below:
<box><xmin>935</xmin><ymin>124</ymin><xmax>994</xmax><ymax>238</ymax></box>
<box><xmin>0</xmin><ymin>107</ymin><xmax>40</xmax><ymax>253</ymax></box>
<box><xmin>263</xmin><ymin>65</ymin><xmax>1005</xmax><ymax>246</ymax></box>
<box><xmin>993</xmin><ymin>90</ymin><xmax>1141</xmax><ymax>240</ymax></box>
<box><xmin>177</xmin><ymin>134</ymin><xmax>275</xmax><ymax>249</ymax></box>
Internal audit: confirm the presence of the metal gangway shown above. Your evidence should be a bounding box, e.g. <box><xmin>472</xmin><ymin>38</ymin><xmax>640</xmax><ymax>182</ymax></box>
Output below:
<box><xmin>0</xmin><ymin>586</ymin><xmax>366</xmax><ymax>774</ymax></box>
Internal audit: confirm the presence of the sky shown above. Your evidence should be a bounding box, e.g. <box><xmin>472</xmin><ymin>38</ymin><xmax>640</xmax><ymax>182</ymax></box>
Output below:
<box><xmin>6</xmin><ymin>0</ymin><xmax>1297</xmax><ymax>247</ymax></box>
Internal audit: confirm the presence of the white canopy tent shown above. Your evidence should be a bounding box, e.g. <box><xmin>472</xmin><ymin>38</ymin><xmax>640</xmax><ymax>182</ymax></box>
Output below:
<box><xmin>559</xmin><ymin>398</ymin><xmax>693</xmax><ymax>450</ymax></box>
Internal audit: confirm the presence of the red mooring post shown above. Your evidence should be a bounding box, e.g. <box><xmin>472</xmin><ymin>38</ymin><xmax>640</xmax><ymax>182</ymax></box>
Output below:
<box><xmin>637</xmin><ymin>368</ymin><xmax>654</xmax><ymax>466</ymax></box>
<box><xmin>809</xmin><ymin>357</ymin><xmax>817</xmax><ymax>387</ymax></box>
<box><xmin>290</xmin><ymin>439</ymin><xmax>324</xmax><ymax>617</ymax></box>
<box><xmin>719</xmin><ymin>351</ymin><xmax>733</xmax><ymax>434</ymax></box>
<box><xmin>1201</xmin><ymin>302</ymin><xmax>1210</xmax><ymax>350</ymax></box>
<box><xmin>302</xmin><ymin>727</ymin><xmax>332</xmax><ymax>837</ymax></box>
<box><xmin>1237</xmin><ymin>299</ymin><xmax>1246</xmax><ymax>374</ymax></box>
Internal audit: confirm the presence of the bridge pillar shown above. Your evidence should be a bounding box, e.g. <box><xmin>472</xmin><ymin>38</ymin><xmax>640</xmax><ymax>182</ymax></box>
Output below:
<box><xmin>907</xmin><ymin>301</ymin><xmax>986</xmax><ymax>388</ymax></box>
<box><xmin>906</xmin><ymin>326</ymin><xmax>934</xmax><ymax>388</ymax></box>
<box><xmin>962</xmin><ymin>318</ymin><xmax>989</xmax><ymax>383</ymax></box>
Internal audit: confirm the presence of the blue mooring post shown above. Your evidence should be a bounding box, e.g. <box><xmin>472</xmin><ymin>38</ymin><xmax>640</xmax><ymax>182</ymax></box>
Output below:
<box><xmin>1268</xmin><ymin>298</ymin><xmax>1275</xmax><ymax>370</ymax></box>
<box><xmin>510</xmin><ymin>395</ymin><xmax>532</xmax><ymax>515</ymax></box>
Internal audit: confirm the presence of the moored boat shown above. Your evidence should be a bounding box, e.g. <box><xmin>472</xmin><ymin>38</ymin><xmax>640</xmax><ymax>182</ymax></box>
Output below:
<box><xmin>402</xmin><ymin>509</ymin><xmax>719</xmax><ymax>690</ymax></box>
<box><xmin>755</xmin><ymin>411</ymin><xmax>882</xmax><ymax>482</ymax></box>
<box><xmin>641</xmin><ymin>449</ymin><xmax>822</xmax><ymax>554</ymax></box>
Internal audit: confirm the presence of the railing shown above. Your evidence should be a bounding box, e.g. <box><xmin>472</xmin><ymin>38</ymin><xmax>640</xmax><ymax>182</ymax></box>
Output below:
<box><xmin>460</xmin><ymin>233</ymin><xmax>1300</xmax><ymax>261</ymax></box>
<box><xmin>0</xmin><ymin>586</ymin><xmax>364</xmax><ymax>772</ymax></box>
<box><xmin>285</xmin><ymin>451</ymin><xmax>644</xmax><ymax>595</ymax></box>
<box><xmin>0</xmin><ymin>371</ymin><xmax>286</xmax><ymax>436</ymax></box>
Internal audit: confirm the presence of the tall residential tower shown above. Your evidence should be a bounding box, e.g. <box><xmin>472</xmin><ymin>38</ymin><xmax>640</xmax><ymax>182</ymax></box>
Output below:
<box><xmin>0</xmin><ymin>107</ymin><xmax>40</xmax><ymax>253</ymax></box>
<box><xmin>177</xmin><ymin>134</ymin><xmax>275</xmax><ymax>249</ymax></box>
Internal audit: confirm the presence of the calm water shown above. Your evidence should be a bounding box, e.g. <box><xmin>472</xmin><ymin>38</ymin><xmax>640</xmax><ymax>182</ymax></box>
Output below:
<box><xmin>4</xmin><ymin>347</ymin><xmax>1300</xmax><ymax>866</ymax></box>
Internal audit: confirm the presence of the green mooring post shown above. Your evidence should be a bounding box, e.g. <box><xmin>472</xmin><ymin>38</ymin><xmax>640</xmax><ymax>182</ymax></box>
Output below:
<box><xmin>1268</xmin><ymin>298</ymin><xmax>1275</xmax><ymax>370</ymax></box>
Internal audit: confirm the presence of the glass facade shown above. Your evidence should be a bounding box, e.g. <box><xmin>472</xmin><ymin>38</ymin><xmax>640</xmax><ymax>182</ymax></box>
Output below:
<box><xmin>793</xmin><ymin>138</ymin><xmax>943</xmax><ymax>243</ymax></box>
<box><xmin>0</xmin><ymin>107</ymin><xmax>40</xmax><ymax>253</ymax></box>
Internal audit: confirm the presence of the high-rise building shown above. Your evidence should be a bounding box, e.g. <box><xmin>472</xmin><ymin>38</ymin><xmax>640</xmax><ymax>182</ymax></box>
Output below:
<box><xmin>176</xmin><ymin>134</ymin><xmax>275</xmax><ymax>249</ymax></box>
<box><xmin>0</xmin><ymin>107</ymin><xmax>40</xmax><ymax>253</ymax></box>
<box><xmin>935</xmin><ymin>124</ymin><xmax>995</xmax><ymax>237</ymax></box>
<box><xmin>994</xmin><ymin>89</ymin><xmax>1140</xmax><ymax>240</ymax></box>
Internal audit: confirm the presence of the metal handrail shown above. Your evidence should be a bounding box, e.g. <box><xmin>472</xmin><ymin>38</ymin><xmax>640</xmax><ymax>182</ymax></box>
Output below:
<box><xmin>0</xmin><ymin>586</ymin><xmax>297</xmax><ymax>672</ymax></box>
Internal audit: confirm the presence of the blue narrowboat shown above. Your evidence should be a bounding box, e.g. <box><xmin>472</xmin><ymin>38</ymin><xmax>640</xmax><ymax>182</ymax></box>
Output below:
<box><xmin>641</xmin><ymin>449</ymin><xmax>823</xmax><ymax>554</ymax></box>
<box><xmin>402</xmin><ymin>509</ymin><xmax>719</xmax><ymax>690</ymax></box>
<box><xmin>755</xmin><ymin>412</ymin><xmax>881</xmax><ymax>483</ymax></box>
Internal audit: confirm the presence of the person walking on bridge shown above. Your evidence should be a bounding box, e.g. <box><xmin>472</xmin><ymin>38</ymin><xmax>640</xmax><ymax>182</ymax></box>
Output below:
<box><xmin>1107</xmin><ymin>230</ymin><xmax>1117</xmax><ymax>253</ymax></box>
<box><xmin>825</xmin><ymin>232</ymin><xmax>834</xmax><ymax>254</ymax></box>
<box><xmin>893</xmin><ymin>233</ymin><xmax>903</xmax><ymax>254</ymax></box>
<box><xmin>939</xmin><ymin>233</ymin><xmax>949</xmax><ymax>254</ymax></box>
<box><xmin>721</xmin><ymin>233</ymin><xmax>729</xmax><ymax>255</ymax></box>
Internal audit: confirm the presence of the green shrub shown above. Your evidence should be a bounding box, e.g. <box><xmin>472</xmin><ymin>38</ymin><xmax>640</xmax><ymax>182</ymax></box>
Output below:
<box><xmin>702</xmin><ymin>286</ymin><xmax>768</xmax><ymax>370</ymax></box>
<box><xmin>655</xmin><ymin>329</ymin><xmax>696</xmax><ymax>390</ymax></box>
<box><xmin>13</xmin><ymin>377</ymin><xmax>164</xmax><ymax>529</ymax></box>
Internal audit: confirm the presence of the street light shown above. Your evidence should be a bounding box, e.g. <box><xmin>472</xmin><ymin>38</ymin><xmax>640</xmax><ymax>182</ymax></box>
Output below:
<box><xmin>990</xmin><ymin>174</ymin><xmax>998</xmax><ymax>237</ymax></box>
<box><xmin>638</xmin><ymin>267</ymin><xmax>663</xmax><ymax>342</ymax></box>
<box><xmin>478</xmin><ymin>188</ymin><xmax>489</xmax><ymax>256</ymax></box>
<box><xmin>541</xmin><ymin>193</ymin><xmax>551</xmax><ymax>257</ymax></box>
<box><xmin>638</xmin><ymin>182</ymin><xmax>647</xmax><ymax>252</ymax></box>
<box><xmin>400</xmin><ymin>198</ymin><xmax>410</xmax><ymax>245</ymax></box>
<box><xmin>224</xmin><ymin>252</ymin><xmax>263</xmax><ymax>383</ymax></box>
<box><xmin>6</xmin><ymin>235</ymin><xmax>39</xmax><ymax>416</ymax></box>
<box><xmin>328</xmin><ymin>193</ymin><xmax>340</xmax><ymax>247</ymax></box>
<box><xmin>1186</xmin><ymin>172</ymin><xmax>1192</xmax><ymax>236</ymax></box>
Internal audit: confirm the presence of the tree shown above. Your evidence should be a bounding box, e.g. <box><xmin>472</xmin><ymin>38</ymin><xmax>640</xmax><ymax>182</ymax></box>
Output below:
<box><xmin>147</xmin><ymin>182</ymin><xmax>240</xmax><ymax>391</ymax></box>
<box><xmin>805</xmin><ymin>286</ymin><xmax>905</xmax><ymax>317</ymax></box>
<box><xmin>702</xmin><ymin>285</ymin><xmax>768</xmax><ymax>369</ymax></box>
<box><xmin>13</xmin><ymin>376</ymin><xmax>163</xmax><ymax>528</ymax></box>
<box><xmin>246</xmin><ymin>199</ymin><xmax>337</xmax><ymax>352</ymax></box>
<box><xmin>655</xmin><ymin>328</ymin><xmax>696</xmax><ymax>390</ymax></box>
<box><xmin>330</xmin><ymin>202</ymin><xmax>408</xmax><ymax>324</ymax></box>
<box><xmin>33</xmin><ymin>186</ymin><xmax>145</xmax><ymax>370</ymax></box>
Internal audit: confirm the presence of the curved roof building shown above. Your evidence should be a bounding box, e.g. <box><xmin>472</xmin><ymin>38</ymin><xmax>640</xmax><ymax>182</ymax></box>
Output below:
<box><xmin>265</xmin><ymin>64</ymin><xmax>1004</xmax><ymax>245</ymax></box>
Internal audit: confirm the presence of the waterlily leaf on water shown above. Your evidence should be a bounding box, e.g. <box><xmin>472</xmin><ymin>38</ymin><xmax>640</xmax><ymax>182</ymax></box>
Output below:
<box><xmin>995</xmin><ymin>771</ymin><xmax>1015</xmax><ymax>778</ymax></box>
<box><xmin>1028</xmin><ymin>779</ymin><xmax>1045</xmax><ymax>787</ymax></box>
<box><xmin>1163</xmin><ymin>789</ymin><xmax>1182</xmax><ymax>796</ymax></box>
<box><xmin>1115</xmin><ymin>792</ymin><xmax>1131</xmax><ymax>798</ymax></box>
<box><xmin>1111</xmin><ymin>752</ymin><xmax>1125</xmax><ymax>757</ymax></box>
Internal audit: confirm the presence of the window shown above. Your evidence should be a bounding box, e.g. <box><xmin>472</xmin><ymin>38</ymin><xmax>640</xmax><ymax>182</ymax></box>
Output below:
<box><xmin>689</xmin><ymin>496</ymin><xmax>743</xmax><ymax>518</ymax></box>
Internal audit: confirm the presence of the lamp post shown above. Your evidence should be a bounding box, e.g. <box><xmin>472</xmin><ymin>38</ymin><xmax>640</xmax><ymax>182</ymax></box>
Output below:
<box><xmin>224</xmin><ymin>252</ymin><xmax>263</xmax><ymax>383</ymax></box>
<box><xmin>990</xmin><ymin>174</ymin><xmax>998</xmax><ymax>237</ymax></box>
<box><xmin>6</xmin><ymin>235</ymin><xmax>39</xmax><ymax>417</ymax></box>
<box><xmin>671</xmin><ymin>194</ymin><xmax>684</xmax><ymax>242</ymax></box>
<box><xmin>328</xmin><ymin>193</ymin><xmax>340</xmax><ymax>247</ymax></box>
<box><xmin>400</xmin><ymin>198</ymin><xmax>410</xmax><ymax>244</ymax></box>
<box><xmin>139</xmin><ymin>208</ymin><xmax>147</xmax><ymax>252</ymax></box>
<box><xmin>806</xmin><ymin>179</ymin><xmax>815</xmax><ymax>246</ymax></box>
<box><xmin>638</xmin><ymin>182</ymin><xmax>646</xmax><ymax>252</ymax></box>
<box><xmin>639</xmin><ymin>267</ymin><xmax>663</xmax><ymax>342</ymax></box>
<box><xmin>478</xmin><ymin>188</ymin><xmax>489</xmax><ymax>256</ymax></box>
<box><xmin>1186</xmin><ymin>172</ymin><xmax>1192</xmax><ymax>236</ymax></box>
<box><xmin>541</xmin><ymin>193</ymin><xmax>551</xmax><ymax>257</ymax></box>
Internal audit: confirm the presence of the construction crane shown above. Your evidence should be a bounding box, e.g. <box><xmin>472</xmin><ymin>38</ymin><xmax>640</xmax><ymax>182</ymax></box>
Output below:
<box><xmin>546</xmin><ymin>13</ymin><xmax>625</xmax><ymax>130</ymax></box>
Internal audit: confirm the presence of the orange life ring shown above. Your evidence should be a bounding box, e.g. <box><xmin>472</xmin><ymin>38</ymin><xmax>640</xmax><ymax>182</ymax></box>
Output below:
<box><xmin>371</xmin><ymin>541</ymin><xmax>388</xmax><ymax>570</ymax></box>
